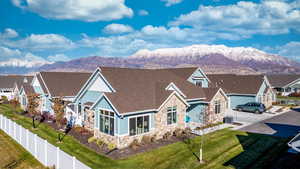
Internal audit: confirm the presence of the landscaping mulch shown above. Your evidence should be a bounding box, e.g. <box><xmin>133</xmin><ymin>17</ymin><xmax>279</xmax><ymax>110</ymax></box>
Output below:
<box><xmin>17</xmin><ymin>111</ymin><xmax>197</xmax><ymax>160</ymax></box>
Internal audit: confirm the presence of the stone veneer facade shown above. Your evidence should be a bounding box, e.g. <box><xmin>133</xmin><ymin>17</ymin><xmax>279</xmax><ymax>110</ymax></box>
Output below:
<box><xmin>93</xmin><ymin>93</ymin><xmax>188</xmax><ymax>149</ymax></box>
<box><xmin>207</xmin><ymin>91</ymin><xmax>228</xmax><ymax>124</ymax></box>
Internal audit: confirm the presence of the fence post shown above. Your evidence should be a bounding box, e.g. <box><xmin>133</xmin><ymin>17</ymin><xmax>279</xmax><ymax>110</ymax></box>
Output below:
<box><xmin>44</xmin><ymin>140</ymin><xmax>48</xmax><ymax>166</ymax></box>
<box><xmin>8</xmin><ymin>119</ymin><xmax>10</xmax><ymax>135</ymax></box>
<box><xmin>14</xmin><ymin>122</ymin><xmax>16</xmax><ymax>140</ymax></box>
<box><xmin>73</xmin><ymin>156</ymin><xmax>76</xmax><ymax>169</ymax></box>
<box><xmin>34</xmin><ymin>134</ymin><xmax>37</xmax><ymax>158</ymax></box>
<box><xmin>26</xmin><ymin>129</ymin><xmax>29</xmax><ymax>149</ymax></box>
<box><xmin>19</xmin><ymin>125</ymin><xmax>22</xmax><ymax>145</ymax></box>
<box><xmin>0</xmin><ymin>114</ymin><xmax>2</xmax><ymax>129</ymax></box>
<box><xmin>56</xmin><ymin>147</ymin><xmax>60</xmax><ymax>169</ymax></box>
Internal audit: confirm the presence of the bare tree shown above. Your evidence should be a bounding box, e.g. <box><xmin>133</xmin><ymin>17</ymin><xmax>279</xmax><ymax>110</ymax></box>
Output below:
<box><xmin>52</xmin><ymin>97</ymin><xmax>67</xmax><ymax>142</ymax></box>
<box><xmin>27</xmin><ymin>93</ymin><xmax>40</xmax><ymax>128</ymax></box>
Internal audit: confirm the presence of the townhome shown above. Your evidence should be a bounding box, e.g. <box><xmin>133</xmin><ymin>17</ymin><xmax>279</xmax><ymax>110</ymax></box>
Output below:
<box><xmin>19</xmin><ymin>84</ymin><xmax>36</xmax><ymax>110</ymax></box>
<box><xmin>72</xmin><ymin>67</ymin><xmax>228</xmax><ymax>148</ymax></box>
<box><xmin>0</xmin><ymin>75</ymin><xmax>32</xmax><ymax>100</ymax></box>
<box><xmin>30</xmin><ymin>72</ymin><xmax>91</xmax><ymax>115</ymax></box>
<box><xmin>207</xmin><ymin>74</ymin><xmax>276</xmax><ymax>109</ymax></box>
<box><xmin>267</xmin><ymin>74</ymin><xmax>300</xmax><ymax>96</ymax></box>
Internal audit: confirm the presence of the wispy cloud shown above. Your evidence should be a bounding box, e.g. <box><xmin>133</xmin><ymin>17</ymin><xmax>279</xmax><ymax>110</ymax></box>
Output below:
<box><xmin>103</xmin><ymin>23</ymin><xmax>134</xmax><ymax>34</ymax></box>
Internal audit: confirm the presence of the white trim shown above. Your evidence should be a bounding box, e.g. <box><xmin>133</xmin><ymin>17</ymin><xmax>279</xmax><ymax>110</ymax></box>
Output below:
<box><xmin>157</xmin><ymin>91</ymin><xmax>190</xmax><ymax>111</ymax></box>
<box><xmin>186</xmin><ymin>98</ymin><xmax>206</xmax><ymax>101</ymax></box>
<box><xmin>74</xmin><ymin>68</ymin><xmax>115</xmax><ymax>103</ymax></box>
<box><xmin>165</xmin><ymin>82</ymin><xmax>187</xmax><ymax>98</ymax></box>
<box><xmin>283</xmin><ymin>78</ymin><xmax>300</xmax><ymax>88</ymax></box>
<box><xmin>127</xmin><ymin>113</ymin><xmax>151</xmax><ymax>137</ymax></box>
<box><xmin>188</xmin><ymin>67</ymin><xmax>211</xmax><ymax>83</ymax></box>
<box><xmin>90</xmin><ymin>93</ymin><xmax>120</xmax><ymax>115</ymax></box>
<box><xmin>123</xmin><ymin>109</ymin><xmax>157</xmax><ymax>116</ymax></box>
<box><xmin>209</xmin><ymin>88</ymin><xmax>228</xmax><ymax>104</ymax></box>
<box><xmin>227</xmin><ymin>93</ymin><xmax>257</xmax><ymax>96</ymax></box>
<box><xmin>39</xmin><ymin>73</ymin><xmax>51</xmax><ymax>97</ymax></box>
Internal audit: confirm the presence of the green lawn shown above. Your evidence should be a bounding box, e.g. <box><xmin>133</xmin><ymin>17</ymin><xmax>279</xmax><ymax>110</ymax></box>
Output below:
<box><xmin>277</xmin><ymin>95</ymin><xmax>300</xmax><ymax>100</ymax></box>
<box><xmin>0</xmin><ymin>129</ymin><xmax>45</xmax><ymax>169</ymax></box>
<box><xmin>0</xmin><ymin>104</ymin><xmax>288</xmax><ymax>169</ymax></box>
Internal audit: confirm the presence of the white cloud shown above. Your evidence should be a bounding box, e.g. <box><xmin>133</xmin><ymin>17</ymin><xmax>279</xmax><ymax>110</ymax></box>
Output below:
<box><xmin>138</xmin><ymin>10</ymin><xmax>149</xmax><ymax>16</ymax></box>
<box><xmin>12</xmin><ymin>0</ymin><xmax>133</xmax><ymax>22</ymax></box>
<box><xmin>0</xmin><ymin>46</ymin><xmax>22</xmax><ymax>60</ymax></box>
<box><xmin>278</xmin><ymin>41</ymin><xmax>300</xmax><ymax>61</ymax></box>
<box><xmin>170</xmin><ymin>0</ymin><xmax>300</xmax><ymax>37</ymax></box>
<box><xmin>47</xmin><ymin>54</ymin><xmax>70</xmax><ymax>62</ymax></box>
<box><xmin>161</xmin><ymin>0</ymin><xmax>183</xmax><ymax>7</ymax></box>
<box><xmin>3</xmin><ymin>33</ymin><xmax>75</xmax><ymax>51</ymax></box>
<box><xmin>103</xmin><ymin>24</ymin><xmax>134</xmax><ymax>34</ymax></box>
<box><xmin>0</xmin><ymin>28</ymin><xmax>18</xmax><ymax>39</ymax></box>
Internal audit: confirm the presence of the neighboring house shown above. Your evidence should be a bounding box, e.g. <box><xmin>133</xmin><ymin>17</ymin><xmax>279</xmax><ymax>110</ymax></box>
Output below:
<box><xmin>31</xmin><ymin>72</ymin><xmax>91</xmax><ymax>115</ymax></box>
<box><xmin>0</xmin><ymin>75</ymin><xmax>32</xmax><ymax>100</ymax></box>
<box><xmin>72</xmin><ymin>67</ymin><xmax>228</xmax><ymax>148</ymax></box>
<box><xmin>267</xmin><ymin>74</ymin><xmax>300</xmax><ymax>96</ymax></box>
<box><xmin>207</xmin><ymin>74</ymin><xmax>276</xmax><ymax>109</ymax></box>
<box><xmin>19</xmin><ymin>84</ymin><xmax>37</xmax><ymax>110</ymax></box>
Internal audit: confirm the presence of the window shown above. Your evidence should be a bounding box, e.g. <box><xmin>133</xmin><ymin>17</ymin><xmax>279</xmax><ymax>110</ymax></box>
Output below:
<box><xmin>214</xmin><ymin>100</ymin><xmax>221</xmax><ymax>114</ymax></box>
<box><xmin>78</xmin><ymin>103</ymin><xmax>82</xmax><ymax>115</ymax></box>
<box><xmin>167</xmin><ymin>106</ymin><xmax>177</xmax><ymax>125</ymax></box>
<box><xmin>83</xmin><ymin>106</ymin><xmax>90</xmax><ymax>121</ymax></box>
<box><xmin>99</xmin><ymin>110</ymin><xmax>114</xmax><ymax>136</ymax></box>
<box><xmin>196</xmin><ymin>80</ymin><xmax>203</xmax><ymax>87</ymax></box>
<box><xmin>129</xmin><ymin>115</ymin><xmax>149</xmax><ymax>136</ymax></box>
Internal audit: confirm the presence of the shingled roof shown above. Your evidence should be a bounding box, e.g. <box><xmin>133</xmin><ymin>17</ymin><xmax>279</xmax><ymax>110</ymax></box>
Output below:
<box><xmin>37</xmin><ymin>72</ymin><xmax>92</xmax><ymax>97</ymax></box>
<box><xmin>98</xmin><ymin>67</ymin><xmax>206</xmax><ymax>114</ymax></box>
<box><xmin>266</xmin><ymin>74</ymin><xmax>300</xmax><ymax>88</ymax></box>
<box><xmin>0</xmin><ymin>75</ymin><xmax>33</xmax><ymax>89</ymax></box>
<box><xmin>22</xmin><ymin>84</ymin><xmax>36</xmax><ymax>95</ymax></box>
<box><xmin>207</xmin><ymin>74</ymin><xmax>265</xmax><ymax>95</ymax></box>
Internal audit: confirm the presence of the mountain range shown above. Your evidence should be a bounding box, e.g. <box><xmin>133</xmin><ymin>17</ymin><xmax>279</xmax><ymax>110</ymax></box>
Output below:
<box><xmin>2</xmin><ymin>44</ymin><xmax>300</xmax><ymax>75</ymax></box>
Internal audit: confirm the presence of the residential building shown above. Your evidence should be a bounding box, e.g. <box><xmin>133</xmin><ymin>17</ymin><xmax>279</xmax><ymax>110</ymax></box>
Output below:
<box><xmin>0</xmin><ymin>75</ymin><xmax>32</xmax><ymax>100</ymax></box>
<box><xmin>267</xmin><ymin>74</ymin><xmax>300</xmax><ymax>96</ymax></box>
<box><xmin>72</xmin><ymin>67</ymin><xmax>228</xmax><ymax>148</ymax></box>
<box><xmin>31</xmin><ymin>72</ymin><xmax>91</xmax><ymax>115</ymax></box>
<box><xmin>207</xmin><ymin>74</ymin><xmax>276</xmax><ymax>109</ymax></box>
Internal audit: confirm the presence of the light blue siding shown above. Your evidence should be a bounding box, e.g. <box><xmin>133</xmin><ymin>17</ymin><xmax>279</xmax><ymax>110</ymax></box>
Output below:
<box><xmin>186</xmin><ymin>103</ymin><xmax>206</xmax><ymax>123</ymax></box>
<box><xmin>79</xmin><ymin>90</ymin><xmax>102</xmax><ymax>104</ymax></box>
<box><xmin>45</xmin><ymin>96</ymin><xmax>53</xmax><ymax>113</ymax></box>
<box><xmin>33</xmin><ymin>86</ymin><xmax>44</xmax><ymax>95</ymax></box>
<box><xmin>93</xmin><ymin>96</ymin><xmax>114</xmax><ymax>112</ymax></box>
<box><xmin>187</xmin><ymin>69</ymin><xmax>209</xmax><ymax>88</ymax></box>
<box><xmin>229</xmin><ymin>95</ymin><xmax>256</xmax><ymax>109</ymax></box>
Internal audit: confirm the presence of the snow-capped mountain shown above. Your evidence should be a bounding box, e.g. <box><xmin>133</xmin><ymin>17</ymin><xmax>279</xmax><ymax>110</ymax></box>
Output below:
<box><xmin>131</xmin><ymin>44</ymin><xmax>292</xmax><ymax>66</ymax></box>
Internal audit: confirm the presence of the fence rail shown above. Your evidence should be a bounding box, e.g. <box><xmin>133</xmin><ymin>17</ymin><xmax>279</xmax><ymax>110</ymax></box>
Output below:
<box><xmin>0</xmin><ymin>114</ymin><xmax>90</xmax><ymax>169</ymax></box>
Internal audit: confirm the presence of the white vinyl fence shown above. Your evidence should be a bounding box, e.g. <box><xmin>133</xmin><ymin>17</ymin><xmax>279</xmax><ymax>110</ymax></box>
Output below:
<box><xmin>0</xmin><ymin>114</ymin><xmax>90</xmax><ymax>169</ymax></box>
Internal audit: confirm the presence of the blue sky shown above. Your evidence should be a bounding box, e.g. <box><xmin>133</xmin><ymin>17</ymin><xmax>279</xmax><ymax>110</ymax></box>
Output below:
<box><xmin>0</xmin><ymin>0</ymin><xmax>299</xmax><ymax>67</ymax></box>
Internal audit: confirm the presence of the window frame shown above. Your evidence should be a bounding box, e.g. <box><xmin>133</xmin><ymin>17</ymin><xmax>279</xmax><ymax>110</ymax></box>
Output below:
<box><xmin>98</xmin><ymin>109</ymin><xmax>115</xmax><ymax>136</ymax></box>
<box><xmin>214</xmin><ymin>100</ymin><xmax>221</xmax><ymax>114</ymax></box>
<box><xmin>128</xmin><ymin>114</ymin><xmax>150</xmax><ymax>136</ymax></box>
<box><xmin>167</xmin><ymin>106</ymin><xmax>177</xmax><ymax>125</ymax></box>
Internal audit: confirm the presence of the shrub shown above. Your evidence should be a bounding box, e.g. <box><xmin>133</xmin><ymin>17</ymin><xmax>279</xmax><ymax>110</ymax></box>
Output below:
<box><xmin>288</xmin><ymin>92</ymin><xmax>300</xmax><ymax>97</ymax></box>
<box><xmin>173</xmin><ymin>128</ymin><xmax>183</xmax><ymax>137</ymax></box>
<box><xmin>129</xmin><ymin>139</ymin><xmax>140</xmax><ymax>150</ymax></box>
<box><xmin>107</xmin><ymin>143</ymin><xmax>116</xmax><ymax>151</ymax></box>
<box><xmin>150</xmin><ymin>134</ymin><xmax>157</xmax><ymax>143</ymax></box>
<box><xmin>0</xmin><ymin>96</ymin><xmax>8</xmax><ymax>102</ymax></box>
<box><xmin>96</xmin><ymin>139</ymin><xmax>104</xmax><ymax>148</ymax></box>
<box><xmin>88</xmin><ymin>136</ymin><xmax>97</xmax><ymax>143</ymax></box>
<box><xmin>163</xmin><ymin>131</ymin><xmax>172</xmax><ymax>140</ymax></box>
<box><xmin>141</xmin><ymin>135</ymin><xmax>152</xmax><ymax>144</ymax></box>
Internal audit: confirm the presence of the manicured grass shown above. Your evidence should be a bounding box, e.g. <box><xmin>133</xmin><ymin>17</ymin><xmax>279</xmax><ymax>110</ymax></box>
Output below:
<box><xmin>277</xmin><ymin>95</ymin><xmax>300</xmax><ymax>100</ymax></box>
<box><xmin>0</xmin><ymin>104</ymin><xmax>288</xmax><ymax>169</ymax></box>
<box><xmin>0</xmin><ymin>129</ymin><xmax>45</xmax><ymax>169</ymax></box>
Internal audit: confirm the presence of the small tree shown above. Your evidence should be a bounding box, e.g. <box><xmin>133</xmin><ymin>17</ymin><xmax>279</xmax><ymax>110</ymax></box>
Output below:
<box><xmin>52</xmin><ymin>97</ymin><xmax>67</xmax><ymax>142</ymax></box>
<box><xmin>9</xmin><ymin>98</ymin><xmax>20</xmax><ymax>113</ymax></box>
<box><xmin>27</xmin><ymin>93</ymin><xmax>40</xmax><ymax>128</ymax></box>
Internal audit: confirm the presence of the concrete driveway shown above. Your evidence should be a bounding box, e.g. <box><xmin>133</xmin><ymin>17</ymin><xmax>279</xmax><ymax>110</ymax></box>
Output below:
<box><xmin>227</xmin><ymin>109</ymin><xmax>274</xmax><ymax>124</ymax></box>
<box><xmin>239</xmin><ymin>110</ymin><xmax>300</xmax><ymax>138</ymax></box>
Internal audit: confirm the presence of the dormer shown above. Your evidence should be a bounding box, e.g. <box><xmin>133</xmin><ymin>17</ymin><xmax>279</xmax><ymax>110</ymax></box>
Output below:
<box><xmin>187</xmin><ymin>67</ymin><xmax>210</xmax><ymax>88</ymax></box>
